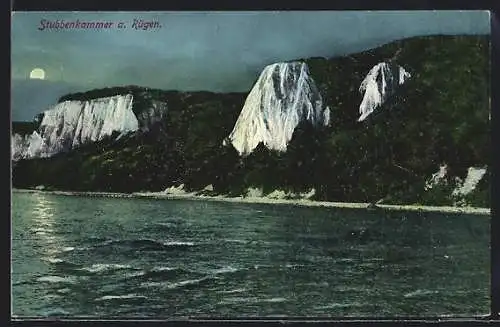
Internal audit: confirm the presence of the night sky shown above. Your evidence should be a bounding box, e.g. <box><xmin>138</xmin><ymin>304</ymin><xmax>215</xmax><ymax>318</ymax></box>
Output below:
<box><xmin>11</xmin><ymin>11</ymin><xmax>490</xmax><ymax>121</ymax></box>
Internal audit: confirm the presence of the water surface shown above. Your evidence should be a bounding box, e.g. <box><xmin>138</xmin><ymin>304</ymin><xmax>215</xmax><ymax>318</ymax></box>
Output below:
<box><xmin>11</xmin><ymin>191</ymin><xmax>490</xmax><ymax>318</ymax></box>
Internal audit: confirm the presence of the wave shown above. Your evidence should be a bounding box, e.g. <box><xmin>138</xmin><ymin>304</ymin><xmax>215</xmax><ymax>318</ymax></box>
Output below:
<box><xmin>157</xmin><ymin>217</ymin><xmax>189</xmax><ymax>224</ymax></box>
<box><xmin>44</xmin><ymin>294</ymin><xmax>63</xmax><ymax>301</ymax></box>
<box><xmin>150</xmin><ymin>222</ymin><xmax>177</xmax><ymax>229</ymax></box>
<box><xmin>167</xmin><ymin>276</ymin><xmax>217</xmax><ymax>289</ymax></box>
<box><xmin>95</xmin><ymin>294</ymin><xmax>148</xmax><ymax>302</ymax></box>
<box><xmin>143</xmin><ymin>218</ymin><xmax>192</xmax><ymax>232</ymax></box>
<box><xmin>120</xmin><ymin>271</ymin><xmax>147</xmax><ymax>279</ymax></box>
<box><xmin>211</xmin><ymin>266</ymin><xmax>242</xmax><ymax>275</ymax></box>
<box><xmin>261</xmin><ymin>297</ymin><xmax>288</xmax><ymax>303</ymax></box>
<box><xmin>145</xmin><ymin>266</ymin><xmax>192</xmax><ymax>277</ymax></box>
<box><xmin>126</xmin><ymin>265</ymin><xmax>243</xmax><ymax>283</ymax></box>
<box><xmin>12</xmin><ymin>280</ymin><xmax>30</xmax><ymax>286</ymax></box>
<box><xmin>31</xmin><ymin>227</ymin><xmax>54</xmax><ymax>234</ymax></box>
<box><xmin>223</xmin><ymin>239</ymin><xmax>249</xmax><ymax>244</ymax></box>
<box><xmin>89</xmin><ymin>239</ymin><xmax>196</xmax><ymax>252</ymax></box>
<box><xmin>219</xmin><ymin>297</ymin><xmax>288</xmax><ymax>304</ymax></box>
<box><xmin>151</xmin><ymin>266</ymin><xmax>176</xmax><ymax>272</ymax></box>
<box><xmin>222</xmin><ymin>239</ymin><xmax>279</xmax><ymax>247</ymax></box>
<box><xmin>251</xmin><ymin>263</ymin><xmax>305</xmax><ymax>271</ymax></box>
<box><xmin>163</xmin><ymin>241</ymin><xmax>195</xmax><ymax>247</ymax></box>
<box><xmin>56</xmin><ymin>288</ymin><xmax>71</xmax><ymax>294</ymax></box>
<box><xmin>119</xmin><ymin>266</ymin><xmax>202</xmax><ymax>284</ymax></box>
<box><xmin>36</xmin><ymin>275</ymin><xmax>77</xmax><ymax>284</ymax></box>
<box><xmin>284</xmin><ymin>264</ymin><xmax>304</xmax><ymax>269</ymax></box>
<box><xmin>314</xmin><ymin>302</ymin><xmax>365</xmax><ymax>310</ymax></box>
<box><xmin>139</xmin><ymin>281</ymin><xmax>168</xmax><ymax>288</ymax></box>
<box><xmin>304</xmin><ymin>281</ymin><xmax>330</xmax><ymax>288</ymax></box>
<box><xmin>140</xmin><ymin>276</ymin><xmax>218</xmax><ymax>290</ymax></box>
<box><xmin>367</xmin><ymin>257</ymin><xmax>385</xmax><ymax>262</ymax></box>
<box><xmin>41</xmin><ymin>257</ymin><xmax>65</xmax><ymax>264</ymax></box>
<box><xmin>217</xmin><ymin>288</ymin><xmax>248</xmax><ymax>294</ymax></box>
<box><xmin>79</xmin><ymin>263</ymin><xmax>137</xmax><ymax>274</ymax></box>
<box><xmin>301</xmin><ymin>255</ymin><xmax>338</xmax><ymax>264</ymax></box>
<box><xmin>333</xmin><ymin>285</ymin><xmax>366</xmax><ymax>293</ymax></box>
<box><xmin>41</xmin><ymin>257</ymin><xmax>82</xmax><ymax>269</ymax></box>
<box><xmin>404</xmin><ymin>289</ymin><xmax>439</xmax><ymax>298</ymax></box>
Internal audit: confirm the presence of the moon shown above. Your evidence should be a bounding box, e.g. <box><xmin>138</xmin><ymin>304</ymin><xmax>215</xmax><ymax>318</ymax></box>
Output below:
<box><xmin>29</xmin><ymin>68</ymin><xmax>45</xmax><ymax>80</ymax></box>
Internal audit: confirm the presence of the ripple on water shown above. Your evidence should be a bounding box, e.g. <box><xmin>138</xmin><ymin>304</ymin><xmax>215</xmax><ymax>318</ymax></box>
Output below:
<box><xmin>140</xmin><ymin>276</ymin><xmax>218</xmax><ymax>290</ymax></box>
<box><xmin>168</xmin><ymin>276</ymin><xmax>218</xmax><ymax>289</ymax></box>
<box><xmin>37</xmin><ymin>276</ymin><xmax>77</xmax><ymax>284</ymax></box>
<box><xmin>95</xmin><ymin>294</ymin><xmax>148</xmax><ymax>302</ymax></box>
<box><xmin>31</xmin><ymin>228</ymin><xmax>54</xmax><ymax>234</ymax></box>
<box><xmin>220</xmin><ymin>297</ymin><xmax>288</xmax><ymax>304</ymax></box>
<box><xmin>304</xmin><ymin>281</ymin><xmax>330</xmax><ymax>288</ymax></box>
<box><xmin>122</xmin><ymin>266</ymin><xmax>197</xmax><ymax>282</ymax></box>
<box><xmin>41</xmin><ymin>257</ymin><xmax>64</xmax><ymax>264</ymax></box>
<box><xmin>404</xmin><ymin>289</ymin><xmax>440</xmax><ymax>298</ymax></box>
<box><xmin>211</xmin><ymin>266</ymin><xmax>242</xmax><ymax>275</ymax></box>
<box><xmin>121</xmin><ymin>271</ymin><xmax>147</xmax><ymax>279</ymax></box>
<box><xmin>89</xmin><ymin>239</ymin><xmax>196</xmax><ymax>252</ymax></box>
<box><xmin>79</xmin><ymin>263</ymin><xmax>136</xmax><ymax>274</ymax></box>
<box><xmin>333</xmin><ymin>285</ymin><xmax>366</xmax><ymax>293</ymax></box>
<box><xmin>283</xmin><ymin>263</ymin><xmax>305</xmax><ymax>269</ymax></box>
<box><xmin>261</xmin><ymin>297</ymin><xmax>288</xmax><ymax>303</ymax></box>
<box><xmin>314</xmin><ymin>302</ymin><xmax>365</xmax><ymax>310</ymax></box>
<box><xmin>148</xmin><ymin>219</ymin><xmax>192</xmax><ymax>230</ymax></box>
<box><xmin>151</xmin><ymin>266</ymin><xmax>176</xmax><ymax>272</ymax></box>
<box><xmin>217</xmin><ymin>288</ymin><xmax>248</xmax><ymax>294</ymax></box>
<box><xmin>223</xmin><ymin>239</ymin><xmax>249</xmax><ymax>244</ymax></box>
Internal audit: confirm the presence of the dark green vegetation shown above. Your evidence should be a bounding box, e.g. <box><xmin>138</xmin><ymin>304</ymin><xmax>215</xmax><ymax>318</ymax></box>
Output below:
<box><xmin>12</xmin><ymin>35</ymin><xmax>490</xmax><ymax>207</ymax></box>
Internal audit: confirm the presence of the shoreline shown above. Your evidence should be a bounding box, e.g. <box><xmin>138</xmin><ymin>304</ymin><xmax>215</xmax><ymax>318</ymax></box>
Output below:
<box><xmin>12</xmin><ymin>188</ymin><xmax>491</xmax><ymax>216</ymax></box>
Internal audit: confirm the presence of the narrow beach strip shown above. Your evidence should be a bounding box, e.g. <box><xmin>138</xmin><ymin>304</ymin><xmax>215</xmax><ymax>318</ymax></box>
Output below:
<box><xmin>12</xmin><ymin>188</ymin><xmax>490</xmax><ymax>215</ymax></box>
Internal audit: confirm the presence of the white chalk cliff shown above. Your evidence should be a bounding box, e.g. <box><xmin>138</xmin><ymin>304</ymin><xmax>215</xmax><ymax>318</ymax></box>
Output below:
<box><xmin>423</xmin><ymin>164</ymin><xmax>487</xmax><ymax>202</ymax></box>
<box><xmin>226</xmin><ymin>62</ymin><xmax>330</xmax><ymax>156</ymax></box>
<box><xmin>425</xmin><ymin>164</ymin><xmax>448</xmax><ymax>191</ymax></box>
<box><xmin>11</xmin><ymin>132</ymin><xmax>46</xmax><ymax>161</ymax></box>
<box><xmin>452</xmin><ymin>167</ymin><xmax>487</xmax><ymax>197</ymax></box>
<box><xmin>11</xmin><ymin>94</ymin><xmax>167</xmax><ymax>160</ymax></box>
<box><xmin>358</xmin><ymin>62</ymin><xmax>411</xmax><ymax>122</ymax></box>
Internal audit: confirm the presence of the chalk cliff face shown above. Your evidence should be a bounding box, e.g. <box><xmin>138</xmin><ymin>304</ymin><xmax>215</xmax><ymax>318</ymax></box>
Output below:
<box><xmin>226</xmin><ymin>62</ymin><xmax>330</xmax><ymax>156</ymax></box>
<box><xmin>358</xmin><ymin>62</ymin><xmax>411</xmax><ymax>122</ymax></box>
<box><xmin>452</xmin><ymin>166</ymin><xmax>487</xmax><ymax>197</ymax></box>
<box><xmin>423</xmin><ymin>164</ymin><xmax>488</xmax><ymax>204</ymax></box>
<box><xmin>11</xmin><ymin>132</ymin><xmax>45</xmax><ymax>161</ymax></box>
<box><xmin>11</xmin><ymin>94</ymin><xmax>167</xmax><ymax>160</ymax></box>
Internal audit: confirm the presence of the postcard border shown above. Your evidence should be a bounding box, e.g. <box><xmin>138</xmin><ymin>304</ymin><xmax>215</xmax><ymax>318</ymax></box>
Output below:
<box><xmin>8</xmin><ymin>0</ymin><xmax>500</xmax><ymax>325</ymax></box>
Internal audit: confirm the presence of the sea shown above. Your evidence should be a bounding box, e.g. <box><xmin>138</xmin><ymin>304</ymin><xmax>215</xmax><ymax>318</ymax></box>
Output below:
<box><xmin>11</xmin><ymin>191</ymin><xmax>490</xmax><ymax>318</ymax></box>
